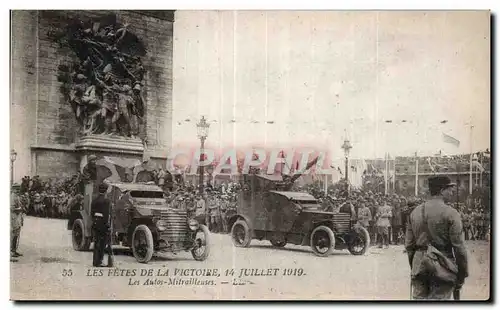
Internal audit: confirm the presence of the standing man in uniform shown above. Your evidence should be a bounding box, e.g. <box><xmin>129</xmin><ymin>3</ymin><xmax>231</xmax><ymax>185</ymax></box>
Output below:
<box><xmin>91</xmin><ymin>183</ymin><xmax>112</xmax><ymax>267</ymax></box>
<box><xmin>11</xmin><ymin>184</ymin><xmax>24</xmax><ymax>261</ymax></box>
<box><xmin>405</xmin><ymin>176</ymin><xmax>468</xmax><ymax>300</ymax></box>
<box><xmin>376</xmin><ymin>200</ymin><xmax>392</xmax><ymax>249</ymax></box>
<box><xmin>391</xmin><ymin>197</ymin><xmax>404</xmax><ymax>245</ymax></box>
<box><xmin>195</xmin><ymin>193</ymin><xmax>207</xmax><ymax>224</ymax></box>
<box><xmin>219</xmin><ymin>195</ymin><xmax>229</xmax><ymax>233</ymax></box>
<box><xmin>209</xmin><ymin>193</ymin><xmax>220</xmax><ymax>233</ymax></box>
<box><xmin>358</xmin><ymin>200</ymin><xmax>372</xmax><ymax>230</ymax></box>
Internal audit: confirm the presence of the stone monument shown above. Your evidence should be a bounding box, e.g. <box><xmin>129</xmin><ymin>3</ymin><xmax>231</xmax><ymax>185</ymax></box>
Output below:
<box><xmin>10</xmin><ymin>11</ymin><xmax>174</xmax><ymax>181</ymax></box>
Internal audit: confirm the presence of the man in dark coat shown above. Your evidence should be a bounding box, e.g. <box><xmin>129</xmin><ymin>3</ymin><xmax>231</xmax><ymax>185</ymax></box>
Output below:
<box><xmin>405</xmin><ymin>176</ymin><xmax>468</xmax><ymax>300</ymax></box>
<box><xmin>91</xmin><ymin>183</ymin><xmax>112</xmax><ymax>267</ymax></box>
<box><xmin>391</xmin><ymin>197</ymin><xmax>404</xmax><ymax>244</ymax></box>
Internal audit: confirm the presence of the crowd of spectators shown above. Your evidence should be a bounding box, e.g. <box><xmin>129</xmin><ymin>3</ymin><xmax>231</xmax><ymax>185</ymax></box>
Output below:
<box><xmin>15</xmin><ymin>168</ymin><xmax>490</xmax><ymax>241</ymax></box>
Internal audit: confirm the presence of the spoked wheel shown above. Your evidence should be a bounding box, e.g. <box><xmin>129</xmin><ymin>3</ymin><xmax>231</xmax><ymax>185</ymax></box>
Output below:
<box><xmin>191</xmin><ymin>224</ymin><xmax>210</xmax><ymax>261</ymax></box>
<box><xmin>348</xmin><ymin>226</ymin><xmax>370</xmax><ymax>255</ymax></box>
<box><xmin>72</xmin><ymin>219</ymin><xmax>91</xmax><ymax>251</ymax></box>
<box><xmin>132</xmin><ymin>225</ymin><xmax>154</xmax><ymax>263</ymax></box>
<box><xmin>231</xmin><ymin>220</ymin><xmax>251</xmax><ymax>247</ymax></box>
<box><xmin>310</xmin><ymin>225</ymin><xmax>335</xmax><ymax>257</ymax></box>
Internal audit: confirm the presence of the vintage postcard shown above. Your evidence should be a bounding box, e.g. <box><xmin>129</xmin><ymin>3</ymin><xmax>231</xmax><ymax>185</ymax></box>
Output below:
<box><xmin>9</xmin><ymin>10</ymin><xmax>490</xmax><ymax>300</ymax></box>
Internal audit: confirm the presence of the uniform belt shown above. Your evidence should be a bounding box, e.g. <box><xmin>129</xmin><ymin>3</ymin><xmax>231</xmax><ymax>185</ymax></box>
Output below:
<box><xmin>94</xmin><ymin>213</ymin><xmax>103</xmax><ymax>217</ymax></box>
<box><xmin>414</xmin><ymin>245</ymin><xmax>428</xmax><ymax>251</ymax></box>
<box><xmin>415</xmin><ymin>245</ymin><xmax>454</xmax><ymax>258</ymax></box>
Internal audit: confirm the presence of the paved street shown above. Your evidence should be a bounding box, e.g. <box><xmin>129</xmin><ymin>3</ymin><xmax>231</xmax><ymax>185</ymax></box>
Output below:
<box><xmin>10</xmin><ymin>216</ymin><xmax>490</xmax><ymax>300</ymax></box>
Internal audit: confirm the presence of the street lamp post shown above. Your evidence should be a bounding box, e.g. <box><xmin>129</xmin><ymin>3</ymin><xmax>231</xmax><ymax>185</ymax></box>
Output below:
<box><xmin>341</xmin><ymin>135</ymin><xmax>352</xmax><ymax>196</ymax></box>
<box><xmin>196</xmin><ymin>116</ymin><xmax>210</xmax><ymax>193</ymax></box>
<box><xmin>10</xmin><ymin>149</ymin><xmax>17</xmax><ymax>186</ymax></box>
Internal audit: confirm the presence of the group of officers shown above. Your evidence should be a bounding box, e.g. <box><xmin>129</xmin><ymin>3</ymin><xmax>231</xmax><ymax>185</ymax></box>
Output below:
<box><xmin>163</xmin><ymin>184</ymin><xmax>239</xmax><ymax>233</ymax></box>
<box><xmin>11</xmin><ymin>174</ymin><xmax>471</xmax><ymax>300</ymax></box>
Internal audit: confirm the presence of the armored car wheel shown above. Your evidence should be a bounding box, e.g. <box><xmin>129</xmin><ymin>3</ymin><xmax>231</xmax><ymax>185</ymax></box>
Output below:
<box><xmin>72</xmin><ymin>219</ymin><xmax>91</xmax><ymax>251</ymax></box>
<box><xmin>231</xmin><ymin>220</ymin><xmax>252</xmax><ymax>248</ymax></box>
<box><xmin>310</xmin><ymin>225</ymin><xmax>335</xmax><ymax>257</ymax></box>
<box><xmin>191</xmin><ymin>224</ymin><xmax>210</xmax><ymax>261</ymax></box>
<box><xmin>348</xmin><ymin>226</ymin><xmax>370</xmax><ymax>255</ymax></box>
<box><xmin>132</xmin><ymin>225</ymin><xmax>154</xmax><ymax>264</ymax></box>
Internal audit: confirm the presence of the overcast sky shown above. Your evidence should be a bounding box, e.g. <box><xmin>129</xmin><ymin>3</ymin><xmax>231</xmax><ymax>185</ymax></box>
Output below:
<box><xmin>171</xmin><ymin>11</ymin><xmax>490</xmax><ymax>160</ymax></box>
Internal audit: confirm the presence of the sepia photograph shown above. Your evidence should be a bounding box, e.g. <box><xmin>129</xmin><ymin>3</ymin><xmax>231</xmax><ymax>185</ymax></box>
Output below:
<box><xmin>9</xmin><ymin>9</ymin><xmax>491</xmax><ymax>301</ymax></box>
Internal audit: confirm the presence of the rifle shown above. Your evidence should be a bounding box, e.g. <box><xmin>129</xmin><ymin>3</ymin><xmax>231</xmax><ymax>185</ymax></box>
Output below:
<box><xmin>107</xmin><ymin>204</ymin><xmax>114</xmax><ymax>267</ymax></box>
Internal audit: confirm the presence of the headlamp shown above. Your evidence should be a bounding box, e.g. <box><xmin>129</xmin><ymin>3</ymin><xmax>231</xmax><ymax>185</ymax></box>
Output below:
<box><xmin>188</xmin><ymin>219</ymin><xmax>199</xmax><ymax>231</ymax></box>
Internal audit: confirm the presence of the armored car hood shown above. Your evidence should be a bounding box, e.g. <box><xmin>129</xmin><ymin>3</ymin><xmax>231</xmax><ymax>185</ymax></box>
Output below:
<box><xmin>268</xmin><ymin>191</ymin><xmax>317</xmax><ymax>202</ymax></box>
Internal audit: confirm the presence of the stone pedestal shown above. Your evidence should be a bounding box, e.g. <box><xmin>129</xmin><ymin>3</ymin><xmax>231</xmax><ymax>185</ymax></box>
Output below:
<box><xmin>75</xmin><ymin>135</ymin><xmax>144</xmax><ymax>155</ymax></box>
<box><xmin>75</xmin><ymin>135</ymin><xmax>145</xmax><ymax>173</ymax></box>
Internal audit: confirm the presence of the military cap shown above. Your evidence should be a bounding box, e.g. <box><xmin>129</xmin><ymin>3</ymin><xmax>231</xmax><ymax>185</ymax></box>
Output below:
<box><xmin>88</xmin><ymin>155</ymin><xmax>97</xmax><ymax>161</ymax></box>
<box><xmin>428</xmin><ymin>176</ymin><xmax>455</xmax><ymax>192</ymax></box>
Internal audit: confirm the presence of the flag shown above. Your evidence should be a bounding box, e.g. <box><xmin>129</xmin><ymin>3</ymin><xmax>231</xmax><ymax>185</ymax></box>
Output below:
<box><xmin>442</xmin><ymin>133</ymin><xmax>460</xmax><ymax>147</ymax></box>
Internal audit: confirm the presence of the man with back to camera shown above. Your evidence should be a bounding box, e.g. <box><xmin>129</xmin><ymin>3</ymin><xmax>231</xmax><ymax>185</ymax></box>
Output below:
<box><xmin>405</xmin><ymin>176</ymin><xmax>468</xmax><ymax>300</ymax></box>
<box><xmin>91</xmin><ymin>183</ymin><xmax>112</xmax><ymax>267</ymax></box>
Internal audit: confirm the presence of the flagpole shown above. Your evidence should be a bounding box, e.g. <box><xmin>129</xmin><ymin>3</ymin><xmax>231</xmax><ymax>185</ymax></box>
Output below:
<box><xmin>414</xmin><ymin>151</ymin><xmax>418</xmax><ymax>196</ymax></box>
<box><xmin>480</xmin><ymin>152</ymin><xmax>483</xmax><ymax>188</ymax></box>
<box><xmin>384</xmin><ymin>153</ymin><xmax>388</xmax><ymax>195</ymax></box>
<box><xmin>393</xmin><ymin>157</ymin><xmax>396</xmax><ymax>192</ymax></box>
<box><xmin>469</xmin><ymin>125</ymin><xmax>474</xmax><ymax>195</ymax></box>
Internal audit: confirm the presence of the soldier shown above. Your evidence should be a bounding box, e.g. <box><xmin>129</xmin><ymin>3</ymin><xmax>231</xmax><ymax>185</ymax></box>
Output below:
<box><xmin>392</xmin><ymin>197</ymin><xmax>404</xmax><ymax>245</ymax></box>
<box><xmin>11</xmin><ymin>184</ymin><xmax>24</xmax><ymax>261</ymax></box>
<box><xmin>376</xmin><ymin>200</ymin><xmax>392</xmax><ymax>249</ymax></box>
<box><xmin>208</xmin><ymin>194</ymin><xmax>220</xmax><ymax>232</ymax></box>
<box><xmin>91</xmin><ymin>183</ymin><xmax>112</xmax><ymax>267</ymax></box>
<box><xmin>405</xmin><ymin>176</ymin><xmax>468</xmax><ymax>300</ymax></box>
<box><xmin>186</xmin><ymin>193</ymin><xmax>197</xmax><ymax>218</ymax></box>
<box><xmin>195</xmin><ymin>193</ymin><xmax>207</xmax><ymax>224</ymax></box>
<box><xmin>358</xmin><ymin>201</ymin><xmax>372</xmax><ymax>229</ymax></box>
<box><xmin>220</xmin><ymin>195</ymin><xmax>229</xmax><ymax>233</ymax></box>
<box><xmin>461</xmin><ymin>210</ymin><xmax>471</xmax><ymax>241</ymax></box>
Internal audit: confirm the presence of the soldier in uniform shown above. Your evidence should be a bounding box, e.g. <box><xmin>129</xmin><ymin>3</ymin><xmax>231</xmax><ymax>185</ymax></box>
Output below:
<box><xmin>405</xmin><ymin>176</ymin><xmax>468</xmax><ymax>300</ymax></box>
<box><xmin>11</xmin><ymin>184</ymin><xmax>24</xmax><ymax>261</ymax></box>
<box><xmin>376</xmin><ymin>201</ymin><xmax>392</xmax><ymax>249</ymax></box>
<box><xmin>391</xmin><ymin>196</ymin><xmax>404</xmax><ymax>245</ymax></box>
<box><xmin>219</xmin><ymin>195</ymin><xmax>229</xmax><ymax>233</ymax></box>
<box><xmin>91</xmin><ymin>183</ymin><xmax>112</xmax><ymax>267</ymax></box>
<box><xmin>358</xmin><ymin>200</ymin><xmax>372</xmax><ymax>229</ymax></box>
<box><xmin>208</xmin><ymin>194</ymin><xmax>220</xmax><ymax>232</ymax></box>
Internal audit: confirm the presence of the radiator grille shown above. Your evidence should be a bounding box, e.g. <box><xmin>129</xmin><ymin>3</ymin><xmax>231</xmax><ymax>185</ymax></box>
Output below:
<box><xmin>332</xmin><ymin>213</ymin><xmax>351</xmax><ymax>233</ymax></box>
<box><xmin>160</xmin><ymin>209</ymin><xmax>189</xmax><ymax>246</ymax></box>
